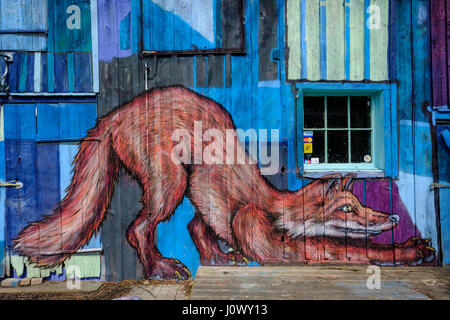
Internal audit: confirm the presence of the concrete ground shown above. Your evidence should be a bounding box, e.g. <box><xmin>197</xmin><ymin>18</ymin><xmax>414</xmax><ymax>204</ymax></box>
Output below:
<box><xmin>191</xmin><ymin>266</ymin><xmax>450</xmax><ymax>300</ymax></box>
<box><xmin>1</xmin><ymin>266</ymin><xmax>449</xmax><ymax>300</ymax></box>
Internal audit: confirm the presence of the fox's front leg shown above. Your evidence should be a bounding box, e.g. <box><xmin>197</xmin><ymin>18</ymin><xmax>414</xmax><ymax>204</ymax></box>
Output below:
<box><xmin>345</xmin><ymin>237</ymin><xmax>436</xmax><ymax>266</ymax></box>
<box><xmin>188</xmin><ymin>214</ymin><xmax>248</xmax><ymax>266</ymax></box>
<box><xmin>126</xmin><ymin>152</ymin><xmax>191</xmax><ymax>280</ymax></box>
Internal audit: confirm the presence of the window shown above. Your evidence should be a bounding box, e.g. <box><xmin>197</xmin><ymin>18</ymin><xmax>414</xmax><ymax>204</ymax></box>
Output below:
<box><xmin>303</xmin><ymin>95</ymin><xmax>375</xmax><ymax>169</ymax></box>
<box><xmin>296</xmin><ymin>83</ymin><xmax>398</xmax><ymax>178</ymax></box>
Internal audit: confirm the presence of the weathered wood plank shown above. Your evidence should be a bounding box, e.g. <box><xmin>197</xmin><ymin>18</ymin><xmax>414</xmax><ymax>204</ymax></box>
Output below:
<box><xmin>395</xmin><ymin>0</ymin><xmax>419</xmax><ymax>264</ymax></box>
<box><xmin>305</xmin><ymin>0</ymin><xmax>320</xmax><ymax>81</ymax></box>
<box><xmin>431</xmin><ymin>0</ymin><xmax>448</xmax><ymax>108</ymax></box>
<box><xmin>326</xmin><ymin>0</ymin><xmax>345</xmax><ymax>80</ymax></box>
<box><xmin>191</xmin><ymin>266</ymin><xmax>450</xmax><ymax>300</ymax></box>
<box><xmin>349</xmin><ymin>0</ymin><xmax>365</xmax><ymax>80</ymax></box>
<box><xmin>369</xmin><ymin>0</ymin><xmax>389</xmax><ymax>80</ymax></box>
<box><xmin>258</xmin><ymin>0</ymin><xmax>278</xmax><ymax>82</ymax></box>
<box><xmin>412</xmin><ymin>0</ymin><xmax>439</xmax><ymax>256</ymax></box>
<box><xmin>287</xmin><ymin>0</ymin><xmax>301</xmax><ymax>80</ymax></box>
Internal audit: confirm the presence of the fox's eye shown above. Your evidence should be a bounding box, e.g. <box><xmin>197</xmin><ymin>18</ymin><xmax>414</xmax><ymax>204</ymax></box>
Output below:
<box><xmin>340</xmin><ymin>205</ymin><xmax>353</xmax><ymax>213</ymax></box>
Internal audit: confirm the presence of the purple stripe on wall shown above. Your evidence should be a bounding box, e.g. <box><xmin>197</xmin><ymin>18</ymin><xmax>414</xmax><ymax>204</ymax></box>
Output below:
<box><xmin>431</xmin><ymin>0</ymin><xmax>448</xmax><ymax>108</ymax></box>
<box><xmin>98</xmin><ymin>0</ymin><xmax>132</xmax><ymax>62</ymax></box>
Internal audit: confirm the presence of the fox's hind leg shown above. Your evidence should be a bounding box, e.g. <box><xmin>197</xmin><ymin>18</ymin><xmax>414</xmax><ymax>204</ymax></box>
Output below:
<box><xmin>188</xmin><ymin>214</ymin><xmax>249</xmax><ymax>266</ymax></box>
<box><xmin>125</xmin><ymin>152</ymin><xmax>190</xmax><ymax>280</ymax></box>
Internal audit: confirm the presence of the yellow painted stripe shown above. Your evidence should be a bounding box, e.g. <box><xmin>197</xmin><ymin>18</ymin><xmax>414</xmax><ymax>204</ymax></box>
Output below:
<box><xmin>287</xmin><ymin>0</ymin><xmax>301</xmax><ymax>80</ymax></box>
<box><xmin>369</xmin><ymin>0</ymin><xmax>389</xmax><ymax>81</ymax></box>
<box><xmin>326</xmin><ymin>0</ymin><xmax>345</xmax><ymax>80</ymax></box>
<box><xmin>305</xmin><ymin>0</ymin><xmax>320</xmax><ymax>81</ymax></box>
<box><xmin>349</xmin><ymin>0</ymin><xmax>365</xmax><ymax>80</ymax></box>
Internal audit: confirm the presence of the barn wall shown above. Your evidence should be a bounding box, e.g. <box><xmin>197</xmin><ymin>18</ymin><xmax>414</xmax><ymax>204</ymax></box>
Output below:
<box><xmin>0</xmin><ymin>0</ymin><xmax>448</xmax><ymax>281</ymax></box>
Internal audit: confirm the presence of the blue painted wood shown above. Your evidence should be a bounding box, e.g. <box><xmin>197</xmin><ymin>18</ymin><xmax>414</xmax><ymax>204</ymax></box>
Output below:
<box><xmin>143</xmin><ymin>0</ymin><xmax>215</xmax><ymax>51</ymax></box>
<box><xmin>74</xmin><ymin>53</ymin><xmax>93</xmax><ymax>93</ymax></box>
<box><xmin>18</xmin><ymin>53</ymin><xmax>28</xmax><ymax>93</ymax></box>
<box><xmin>47</xmin><ymin>53</ymin><xmax>55</xmax><ymax>93</ymax></box>
<box><xmin>36</xmin><ymin>143</ymin><xmax>60</xmax><ymax>230</ymax></box>
<box><xmin>412</xmin><ymin>0</ymin><xmax>438</xmax><ymax>254</ymax></box>
<box><xmin>26</xmin><ymin>53</ymin><xmax>34</xmax><ymax>92</ymax></box>
<box><xmin>437</xmin><ymin>125</ymin><xmax>450</xmax><ymax>265</ymax></box>
<box><xmin>37</xmin><ymin>104</ymin><xmax>60</xmax><ymax>141</ymax></box>
<box><xmin>37</xmin><ymin>103</ymin><xmax>97</xmax><ymax>141</ymax></box>
<box><xmin>3</xmin><ymin>104</ymin><xmax>37</xmax><ymax>252</ymax></box>
<box><xmin>54</xmin><ymin>54</ymin><xmax>68</xmax><ymax>93</ymax></box>
<box><xmin>131</xmin><ymin>0</ymin><xmax>141</xmax><ymax>54</ymax></box>
<box><xmin>40</xmin><ymin>53</ymin><xmax>48</xmax><ymax>93</ymax></box>
<box><xmin>59</xmin><ymin>143</ymin><xmax>102</xmax><ymax>250</ymax></box>
<box><xmin>0</xmin><ymin>0</ymin><xmax>47</xmax><ymax>51</ymax></box>
<box><xmin>67</xmin><ymin>53</ymin><xmax>75</xmax><ymax>92</ymax></box>
<box><xmin>49</xmin><ymin>0</ymin><xmax>92</xmax><ymax>52</ymax></box>
<box><xmin>119</xmin><ymin>12</ymin><xmax>131</xmax><ymax>50</ymax></box>
<box><xmin>0</xmin><ymin>107</ymin><xmax>5</xmax><ymax>277</ymax></box>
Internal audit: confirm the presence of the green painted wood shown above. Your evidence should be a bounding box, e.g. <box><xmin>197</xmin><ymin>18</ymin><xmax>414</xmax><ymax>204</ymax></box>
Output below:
<box><xmin>326</xmin><ymin>0</ymin><xmax>345</xmax><ymax>80</ymax></box>
<box><xmin>369</xmin><ymin>0</ymin><xmax>389</xmax><ymax>81</ymax></box>
<box><xmin>64</xmin><ymin>253</ymin><xmax>101</xmax><ymax>278</ymax></box>
<box><xmin>287</xmin><ymin>0</ymin><xmax>301</xmax><ymax>80</ymax></box>
<box><xmin>305</xmin><ymin>0</ymin><xmax>320</xmax><ymax>81</ymax></box>
<box><xmin>349</xmin><ymin>0</ymin><xmax>365</xmax><ymax>81</ymax></box>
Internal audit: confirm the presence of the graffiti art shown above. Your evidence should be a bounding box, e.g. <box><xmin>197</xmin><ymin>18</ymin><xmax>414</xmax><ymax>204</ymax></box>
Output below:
<box><xmin>12</xmin><ymin>86</ymin><xmax>436</xmax><ymax>280</ymax></box>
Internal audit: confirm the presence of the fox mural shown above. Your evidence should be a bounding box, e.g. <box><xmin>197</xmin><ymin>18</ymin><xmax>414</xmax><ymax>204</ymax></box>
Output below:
<box><xmin>12</xmin><ymin>86</ymin><xmax>436</xmax><ymax>280</ymax></box>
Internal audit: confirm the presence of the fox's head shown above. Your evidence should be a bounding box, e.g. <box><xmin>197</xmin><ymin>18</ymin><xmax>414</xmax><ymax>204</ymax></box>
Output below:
<box><xmin>277</xmin><ymin>174</ymin><xmax>400</xmax><ymax>239</ymax></box>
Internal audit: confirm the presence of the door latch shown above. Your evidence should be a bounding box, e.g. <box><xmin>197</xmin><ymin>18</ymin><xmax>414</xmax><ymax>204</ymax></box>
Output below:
<box><xmin>431</xmin><ymin>183</ymin><xmax>450</xmax><ymax>190</ymax></box>
<box><xmin>0</xmin><ymin>180</ymin><xmax>23</xmax><ymax>189</ymax></box>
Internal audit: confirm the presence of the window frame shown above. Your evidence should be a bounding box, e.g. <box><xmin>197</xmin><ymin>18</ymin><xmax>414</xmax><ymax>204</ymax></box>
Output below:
<box><xmin>295</xmin><ymin>82</ymin><xmax>398</xmax><ymax>179</ymax></box>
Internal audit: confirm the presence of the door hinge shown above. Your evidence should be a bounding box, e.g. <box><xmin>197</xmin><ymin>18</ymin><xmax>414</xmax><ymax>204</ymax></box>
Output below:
<box><xmin>431</xmin><ymin>183</ymin><xmax>450</xmax><ymax>190</ymax></box>
<box><xmin>0</xmin><ymin>180</ymin><xmax>23</xmax><ymax>189</ymax></box>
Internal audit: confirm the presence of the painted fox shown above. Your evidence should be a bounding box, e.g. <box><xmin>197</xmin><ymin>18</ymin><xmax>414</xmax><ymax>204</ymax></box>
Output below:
<box><xmin>13</xmin><ymin>86</ymin><xmax>435</xmax><ymax>280</ymax></box>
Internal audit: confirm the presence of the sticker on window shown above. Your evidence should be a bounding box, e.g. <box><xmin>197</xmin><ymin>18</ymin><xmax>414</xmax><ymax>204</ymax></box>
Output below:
<box><xmin>304</xmin><ymin>143</ymin><xmax>313</xmax><ymax>154</ymax></box>
<box><xmin>311</xmin><ymin>157</ymin><xmax>319</xmax><ymax>164</ymax></box>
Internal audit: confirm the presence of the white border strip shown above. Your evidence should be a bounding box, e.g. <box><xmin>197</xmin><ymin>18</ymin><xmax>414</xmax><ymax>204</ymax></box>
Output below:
<box><xmin>91</xmin><ymin>0</ymin><xmax>99</xmax><ymax>93</ymax></box>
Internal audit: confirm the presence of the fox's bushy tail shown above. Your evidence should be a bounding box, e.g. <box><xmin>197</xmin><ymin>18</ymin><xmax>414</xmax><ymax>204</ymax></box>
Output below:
<box><xmin>12</xmin><ymin>119</ymin><xmax>119</xmax><ymax>267</ymax></box>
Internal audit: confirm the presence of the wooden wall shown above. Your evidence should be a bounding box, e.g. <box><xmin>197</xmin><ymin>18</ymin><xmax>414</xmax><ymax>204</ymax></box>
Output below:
<box><xmin>0</xmin><ymin>0</ymin><xmax>447</xmax><ymax>281</ymax></box>
<box><xmin>286</xmin><ymin>0</ymin><xmax>389</xmax><ymax>81</ymax></box>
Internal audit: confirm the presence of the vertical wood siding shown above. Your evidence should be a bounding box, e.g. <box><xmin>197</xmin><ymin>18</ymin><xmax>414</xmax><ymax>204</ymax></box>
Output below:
<box><xmin>0</xmin><ymin>0</ymin><xmax>445</xmax><ymax>281</ymax></box>
<box><xmin>286</xmin><ymin>0</ymin><xmax>389</xmax><ymax>81</ymax></box>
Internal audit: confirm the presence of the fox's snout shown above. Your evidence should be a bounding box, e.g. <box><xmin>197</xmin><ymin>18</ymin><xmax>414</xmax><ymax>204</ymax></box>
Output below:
<box><xmin>389</xmin><ymin>214</ymin><xmax>400</xmax><ymax>224</ymax></box>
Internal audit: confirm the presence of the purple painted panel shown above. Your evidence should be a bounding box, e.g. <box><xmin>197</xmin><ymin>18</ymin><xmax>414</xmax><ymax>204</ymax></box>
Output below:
<box><xmin>98</xmin><ymin>0</ymin><xmax>131</xmax><ymax>62</ymax></box>
<box><xmin>431</xmin><ymin>0</ymin><xmax>448</xmax><ymax>108</ymax></box>
<box><xmin>353</xmin><ymin>180</ymin><xmax>420</xmax><ymax>245</ymax></box>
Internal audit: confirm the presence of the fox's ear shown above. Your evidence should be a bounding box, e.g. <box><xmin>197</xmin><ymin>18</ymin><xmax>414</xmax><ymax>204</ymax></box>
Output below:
<box><xmin>342</xmin><ymin>173</ymin><xmax>357</xmax><ymax>192</ymax></box>
<box><xmin>325</xmin><ymin>175</ymin><xmax>343</xmax><ymax>198</ymax></box>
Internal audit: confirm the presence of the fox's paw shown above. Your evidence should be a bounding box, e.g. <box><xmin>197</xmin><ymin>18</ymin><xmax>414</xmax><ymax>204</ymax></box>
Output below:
<box><xmin>400</xmin><ymin>237</ymin><xmax>436</xmax><ymax>266</ymax></box>
<box><xmin>226</xmin><ymin>251</ymin><xmax>249</xmax><ymax>266</ymax></box>
<box><xmin>201</xmin><ymin>251</ymin><xmax>249</xmax><ymax>266</ymax></box>
<box><xmin>147</xmin><ymin>258</ymin><xmax>191</xmax><ymax>281</ymax></box>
